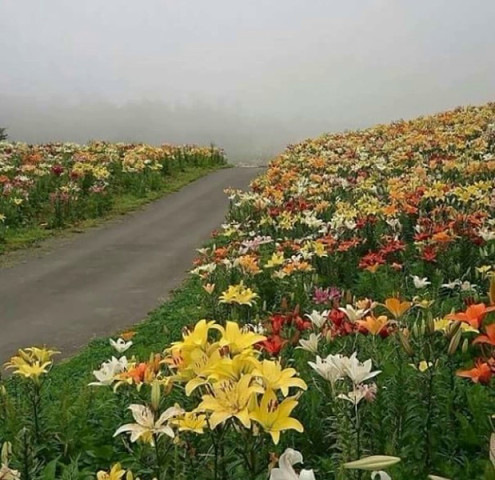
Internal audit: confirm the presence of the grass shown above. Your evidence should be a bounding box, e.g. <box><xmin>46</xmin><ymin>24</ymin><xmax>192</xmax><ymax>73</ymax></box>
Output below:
<box><xmin>0</xmin><ymin>164</ymin><xmax>229</xmax><ymax>255</ymax></box>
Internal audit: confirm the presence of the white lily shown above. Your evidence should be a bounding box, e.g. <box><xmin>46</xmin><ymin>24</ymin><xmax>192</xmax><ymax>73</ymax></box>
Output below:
<box><xmin>308</xmin><ymin>354</ymin><xmax>344</xmax><ymax>385</ymax></box>
<box><xmin>270</xmin><ymin>448</ymin><xmax>316</xmax><ymax>480</ymax></box>
<box><xmin>338</xmin><ymin>383</ymin><xmax>377</xmax><ymax>405</ymax></box>
<box><xmin>0</xmin><ymin>442</ymin><xmax>20</xmax><ymax>480</ymax></box>
<box><xmin>479</xmin><ymin>228</ymin><xmax>495</xmax><ymax>241</ymax></box>
<box><xmin>297</xmin><ymin>333</ymin><xmax>321</xmax><ymax>354</ymax></box>
<box><xmin>338</xmin><ymin>305</ymin><xmax>368</xmax><ymax>323</ymax></box>
<box><xmin>372</xmin><ymin>472</ymin><xmax>392</xmax><ymax>480</ymax></box>
<box><xmin>0</xmin><ymin>464</ymin><xmax>20</xmax><ymax>480</ymax></box>
<box><xmin>460</xmin><ymin>281</ymin><xmax>477</xmax><ymax>292</ymax></box>
<box><xmin>305</xmin><ymin>310</ymin><xmax>329</xmax><ymax>329</ymax></box>
<box><xmin>89</xmin><ymin>356</ymin><xmax>128</xmax><ymax>386</ymax></box>
<box><xmin>343</xmin><ymin>353</ymin><xmax>381</xmax><ymax>385</ymax></box>
<box><xmin>411</xmin><ymin>275</ymin><xmax>431</xmax><ymax>289</ymax></box>
<box><xmin>338</xmin><ymin>389</ymin><xmax>366</xmax><ymax>405</ymax></box>
<box><xmin>114</xmin><ymin>404</ymin><xmax>184</xmax><ymax>445</ymax></box>
<box><xmin>109</xmin><ymin>337</ymin><xmax>133</xmax><ymax>353</ymax></box>
<box><xmin>441</xmin><ymin>279</ymin><xmax>461</xmax><ymax>289</ymax></box>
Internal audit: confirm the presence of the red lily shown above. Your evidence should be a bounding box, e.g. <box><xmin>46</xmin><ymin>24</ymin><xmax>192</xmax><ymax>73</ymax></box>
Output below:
<box><xmin>448</xmin><ymin>303</ymin><xmax>495</xmax><ymax>329</ymax></box>
<box><xmin>472</xmin><ymin>324</ymin><xmax>495</xmax><ymax>347</ymax></box>
<box><xmin>259</xmin><ymin>335</ymin><xmax>286</xmax><ymax>356</ymax></box>
<box><xmin>457</xmin><ymin>360</ymin><xmax>492</xmax><ymax>385</ymax></box>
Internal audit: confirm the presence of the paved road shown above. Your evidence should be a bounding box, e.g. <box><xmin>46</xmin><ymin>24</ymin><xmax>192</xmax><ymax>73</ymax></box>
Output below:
<box><xmin>0</xmin><ymin>167</ymin><xmax>260</xmax><ymax>361</ymax></box>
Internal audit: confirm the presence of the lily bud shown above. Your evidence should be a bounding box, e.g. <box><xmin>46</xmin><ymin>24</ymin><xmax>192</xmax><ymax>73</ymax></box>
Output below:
<box><xmin>344</xmin><ymin>455</ymin><xmax>401</xmax><ymax>470</ymax></box>
<box><xmin>398</xmin><ymin>330</ymin><xmax>414</xmax><ymax>356</ymax></box>
<box><xmin>446</xmin><ymin>320</ymin><xmax>461</xmax><ymax>340</ymax></box>
<box><xmin>447</xmin><ymin>328</ymin><xmax>462</xmax><ymax>356</ymax></box>
<box><xmin>151</xmin><ymin>381</ymin><xmax>161</xmax><ymax>411</ymax></box>
<box><xmin>426</xmin><ymin>314</ymin><xmax>435</xmax><ymax>335</ymax></box>
<box><xmin>412</xmin><ymin>322</ymin><xmax>420</xmax><ymax>338</ymax></box>
<box><xmin>1</xmin><ymin>441</ymin><xmax>11</xmax><ymax>465</ymax></box>
<box><xmin>461</xmin><ymin>338</ymin><xmax>469</xmax><ymax>354</ymax></box>
<box><xmin>489</xmin><ymin>274</ymin><xmax>495</xmax><ymax>305</ymax></box>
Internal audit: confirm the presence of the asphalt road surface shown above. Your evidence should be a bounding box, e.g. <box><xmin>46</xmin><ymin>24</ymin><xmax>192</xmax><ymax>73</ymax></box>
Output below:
<box><xmin>0</xmin><ymin>167</ymin><xmax>260</xmax><ymax>361</ymax></box>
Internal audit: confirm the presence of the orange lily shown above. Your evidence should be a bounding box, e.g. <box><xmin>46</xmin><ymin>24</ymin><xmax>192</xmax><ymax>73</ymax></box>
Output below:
<box><xmin>457</xmin><ymin>360</ymin><xmax>492</xmax><ymax>385</ymax></box>
<box><xmin>447</xmin><ymin>303</ymin><xmax>495</xmax><ymax>329</ymax></box>
<box><xmin>383</xmin><ymin>298</ymin><xmax>412</xmax><ymax>319</ymax></box>
<box><xmin>472</xmin><ymin>324</ymin><xmax>495</xmax><ymax>347</ymax></box>
<box><xmin>357</xmin><ymin>315</ymin><xmax>390</xmax><ymax>335</ymax></box>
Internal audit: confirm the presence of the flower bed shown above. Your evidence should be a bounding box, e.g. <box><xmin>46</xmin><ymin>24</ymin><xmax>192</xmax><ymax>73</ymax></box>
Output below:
<box><xmin>0</xmin><ymin>142</ymin><xmax>226</xmax><ymax>247</ymax></box>
<box><xmin>2</xmin><ymin>104</ymin><xmax>495</xmax><ymax>479</ymax></box>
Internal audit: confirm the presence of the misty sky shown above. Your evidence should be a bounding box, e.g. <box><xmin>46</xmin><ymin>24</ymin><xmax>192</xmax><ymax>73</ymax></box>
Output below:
<box><xmin>1</xmin><ymin>0</ymin><xmax>495</xmax><ymax>162</ymax></box>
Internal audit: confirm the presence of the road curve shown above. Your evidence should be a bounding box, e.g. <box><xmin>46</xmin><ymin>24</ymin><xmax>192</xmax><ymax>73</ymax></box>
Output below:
<box><xmin>0</xmin><ymin>167</ymin><xmax>261</xmax><ymax>361</ymax></box>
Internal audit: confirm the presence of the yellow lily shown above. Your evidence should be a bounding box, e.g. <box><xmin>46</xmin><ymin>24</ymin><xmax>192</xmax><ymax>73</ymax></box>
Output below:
<box><xmin>198</xmin><ymin>374</ymin><xmax>264</xmax><ymax>429</ymax></box>
<box><xmin>172</xmin><ymin>412</ymin><xmax>207</xmax><ymax>434</ymax></box>
<box><xmin>168</xmin><ymin>320</ymin><xmax>217</xmax><ymax>355</ymax></box>
<box><xmin>96</xmin><ymin>463</ymin><xmax>126</xmax><ymax>480</ymax></box>
<box><xmin>214</xmin><ymin>321</ymin><xmax>266</xmax><ymax>354</ymax></box>
<box><xmin>249</xmin><ymin>389</ymin><xmax>303</xmax><ymax>444</ymax></box>
<box><xmin>219</xmin><ymin>282</ymin><xmax>258</xmax><ymax>306</ymax></box>
<box><xmin>252</xmin><ymin>360</ymin><xmax>307</xmax><ymax>396</ymax></box>
<box><xmin>264</xmin><ymin>252</ymin><xmax>285</xmax><ymax>268</ymax></box>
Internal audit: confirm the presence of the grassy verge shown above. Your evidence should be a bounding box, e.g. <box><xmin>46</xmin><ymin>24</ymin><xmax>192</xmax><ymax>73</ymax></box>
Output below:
<box><xmin>0</xmin><ymin>164</ymin><xmax>228</xmax><ymax>255</ymax></box>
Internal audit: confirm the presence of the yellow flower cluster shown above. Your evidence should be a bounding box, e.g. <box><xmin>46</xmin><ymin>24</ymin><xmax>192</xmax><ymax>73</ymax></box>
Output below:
<box><xmin>4</xmin><ymin>347</ymin><xmax>59</xmax><ymax>381</ymax></box>
<box><xmin>164</xmin><ymin>320</ymin><xmax>307</xmax><ymax>444</ymax></box>
<box><xmin>219</xmin><ymin>282</ymin><xmax>258</xmax><ymax>306</ymax></box>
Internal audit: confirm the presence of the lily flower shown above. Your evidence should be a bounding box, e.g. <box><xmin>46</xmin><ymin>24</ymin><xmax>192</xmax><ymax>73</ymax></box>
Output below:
<box><xmin>297</xmin><ymin>333</ymin><xmax>321</xmax><ymax>354</ymax></box>
<box><xmin>114</xmin><ymin>404</ymin><xmax>183</xmax><ymax>445</ymax></box>
<box><xmin>90</xmin><ymin>356</ymin><xmax>128</xmax><ymax>386</ymax></box>
<box><xmin>172</xmin><ymin>412</ymin><xmax>208</xmax><ymax>434</ymax></box>
<box><xmin>411</xmin><ymin>275</ymin><xmax>431</xmax><ymax>289</ymax></box>
<box><xmin>249</xmin><ymin>389</ymin><xmax>304</xmax><ymax>444</ymax></box>
<box><xmin>96</xmin><ymin>463</ymin><xmax>126</xmax><ymax>480</ymax></box>
<box><xmin>252</xmin><ymin>360</ymin><xmax>307</xmax><ymax>396</ymax></box>
<box><xmin>447</xmin><ymin>303</ymin><xmax>495</xmax><ymax>329</ymax></box>
<box><xmin>338</xmin><ymin>304</ymin><xmax>368</xmax><ymax>323</ymax></box>
<box><xmin>383</xmin><ymin>298</ymin><xmax>411</xmax><ymax>319</ymax></box>
<box><xmin>269</xmin><ymin>448</ymin><xmax>316</xmax><ymax>480</ymax></box>
<box><xmin>308</xmin><ymin>354</ymin><xmax>344</xmax><ymax>385</ymax></box>
<box><xmin>109</xmin><ymin>338</ymin><xmax>133</xmax><ymax>353</ymax></box>
<box><xmin>338</xmin><ymin>383</ymin><xmax>377</xmax><ymax>405</ymax></box>
<box><xmin>457</xmin><ymin>360</ymin><xmax>492</xmax><ymax>385</ymax></box>
<box><xmin>198</xmin><ymin>374</ymin><xmax>264</xmax><ymax>429</ymax></box>
<box><xmin>219</xmin><ymin>282</ymin><xmax>258</xmax><ymax>306</ymax></box>
<box><xmin>357</xmin><ymin>315</ymin><xmax>390</xmax><ymax>336</ymax></box>
<box><xmin>305</xmin><ymin>310</ymin><xmax>329</xmax><ymax>329</ymax></box>
<box><xmin>472</xmin><ymin>324</ymin><xmax>495</xmax><ymax>346</ymax></box>
<box><xmin>214</xmin><ymin>321</ymin><xmax>266</xmax><ymax>354</ymax></box>
<box><xmin>343</xmin><ymin>353</ymin><xmax>381</xmax><ymax>385</ymax></box>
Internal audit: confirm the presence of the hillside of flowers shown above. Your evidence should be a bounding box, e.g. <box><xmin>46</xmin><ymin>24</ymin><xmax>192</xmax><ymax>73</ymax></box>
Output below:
<box><xmin>1</xmin><ymin>103</ymin><xmax>495</xmax><ymax>480</ymax></box>
<box><xmin>0</xmin><ymin>141</ymin><xmax>226</xmax><ymax>247</ymax></box>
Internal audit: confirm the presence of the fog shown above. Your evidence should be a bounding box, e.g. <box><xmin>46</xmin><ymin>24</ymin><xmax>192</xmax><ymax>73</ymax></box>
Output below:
<box><xmin>1</xmin><ymin>0</ymin><xmax>494</xmax><ymax>163</ymax></box>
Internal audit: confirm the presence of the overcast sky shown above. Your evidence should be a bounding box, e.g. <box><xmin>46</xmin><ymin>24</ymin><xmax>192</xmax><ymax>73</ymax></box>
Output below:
<box><xmin>1</xmin><ymin>0</ymin><xmax>494</xmax><ymax>161</ymax></box>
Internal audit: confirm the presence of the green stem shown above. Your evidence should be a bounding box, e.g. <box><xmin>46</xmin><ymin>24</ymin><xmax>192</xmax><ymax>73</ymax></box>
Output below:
<box><xmin>153</xmin><ymin>434</ymin><xmax>162</xmax><ymax>479</ymax></box>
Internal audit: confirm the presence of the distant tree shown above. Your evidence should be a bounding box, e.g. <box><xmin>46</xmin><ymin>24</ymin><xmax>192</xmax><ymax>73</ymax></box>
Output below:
<box><xmin>0</xmin><ymin>127</ymin><xmax>7</xmax><ymax>141</ymax></box>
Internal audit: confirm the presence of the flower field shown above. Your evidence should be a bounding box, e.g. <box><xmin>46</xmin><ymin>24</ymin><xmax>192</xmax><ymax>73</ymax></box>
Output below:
<box><xmin>2</xmin><ymin>103</ymin><xmax>495</xmax><ymax>480</ymax></box>
<box><xmin>0</xmin><ymin>141</ymin><xmax>226</xmax><ymax>249</ymax></box>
